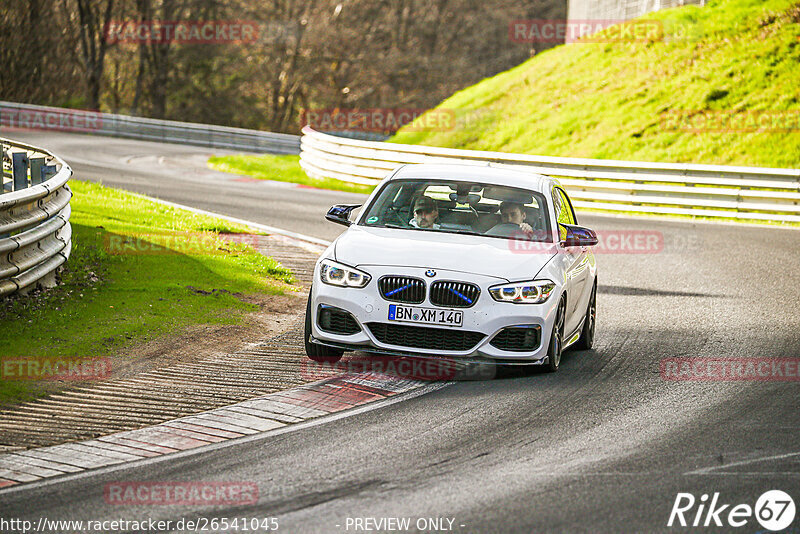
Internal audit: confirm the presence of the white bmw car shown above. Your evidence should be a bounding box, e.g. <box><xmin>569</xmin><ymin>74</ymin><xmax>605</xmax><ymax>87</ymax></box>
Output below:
<box><xmin>304</xmin><ymin>164</ymin><xmax>598</xmax><ymax>372</ymax></box>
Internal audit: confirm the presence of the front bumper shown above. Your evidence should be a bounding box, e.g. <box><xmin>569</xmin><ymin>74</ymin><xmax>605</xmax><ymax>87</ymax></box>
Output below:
<box><xmin>310</xmin><ymin>264</ymin><xmax>560</xmax><ymax>363</ymax></box>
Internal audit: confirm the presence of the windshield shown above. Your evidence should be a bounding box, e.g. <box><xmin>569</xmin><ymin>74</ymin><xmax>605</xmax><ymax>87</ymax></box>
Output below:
<box><xmin>358</xmin><ymin>178</ymin><xmax>552</xmax><ymax>242</ymax></box>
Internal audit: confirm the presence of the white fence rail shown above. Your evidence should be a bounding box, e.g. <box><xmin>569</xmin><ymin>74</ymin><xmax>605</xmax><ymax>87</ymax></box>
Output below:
<box><xmin>299</xmin><ymin>126</ymin><xmax>800</xmax><ymax>223</ymax></box>
<box><xmin>1</xmin><ymin>138</ymin><xmax>72</xmax><ymax>296</ymax></box>
<box><xmin>0</xmin><ymin>101</ymin><xmax>301</xmax><ymax>154</ymax></box>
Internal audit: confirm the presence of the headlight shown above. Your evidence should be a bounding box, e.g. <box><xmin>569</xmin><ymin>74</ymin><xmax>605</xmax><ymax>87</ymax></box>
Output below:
<box><xmin>319</xmin><ymin>259</ymin><xmax>371</xmax><ymax>288</ymax></box>
<box><xmin>489</xmin><ymin>280</ymin><xmax>555</xmax><ymax>304</ymax></box>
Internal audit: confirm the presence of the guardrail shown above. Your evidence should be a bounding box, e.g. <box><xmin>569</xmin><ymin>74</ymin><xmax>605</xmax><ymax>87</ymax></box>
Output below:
<box><xmin>0</xmin><ymin>101</ymin><xmax>301</xmax><ymax>154</ymax></box>
<box><xmin>1</xmin><ymin>138</ymin><xmax>72</xmax><ymax>296</ymax></box>
<box><xmin>299</xmin><ymin>126</ymin><xmax>800</xmax><ymax>223</ymax></box>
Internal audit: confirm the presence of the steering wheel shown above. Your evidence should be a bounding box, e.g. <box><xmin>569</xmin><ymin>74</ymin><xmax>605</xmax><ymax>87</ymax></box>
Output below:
<box><xmin>385</xmin><ymin>206</ymin><xmax>411</xmax><ymax>227</ymax></box>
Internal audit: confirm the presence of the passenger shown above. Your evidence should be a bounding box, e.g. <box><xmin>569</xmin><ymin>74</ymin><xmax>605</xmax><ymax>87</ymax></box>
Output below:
<box><xmin>409</xmin><ymin>196</ymin><xmax>441</xmax><ymax>229</ymax></box>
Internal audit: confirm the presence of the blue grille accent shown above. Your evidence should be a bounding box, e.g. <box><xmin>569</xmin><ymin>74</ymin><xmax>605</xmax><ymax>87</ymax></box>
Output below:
<box><xmin>378</xmin><ymin>276</ymin><xmax>426</xmax><ymax>304</ymax></box>
<box><xmin>430</xmin><ymin>281</ymin><xmax>480</xmax><ymax>308</ymax></box>
<box><xmin>448</xmin><ymin>287</ymin><xmax>473</xmax><ymax>304</ymax></box>
<box><xmin>386</xmin><ymin>284</ymin><xmax>413</xmax><ymax>297</ymax></box>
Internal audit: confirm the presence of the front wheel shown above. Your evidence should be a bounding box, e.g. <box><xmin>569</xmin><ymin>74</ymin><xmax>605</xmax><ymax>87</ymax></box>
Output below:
<box><xmin>304</xmin><ymin>288</ymin><xmax>343</xmax><ymax>363</ymax></box>
<box><xmin>573</xmin><ymin>281</ymin><xmax>596</xmax><ymax>351</ymax></box>
<box><xmin>545</xmin><ymin>298</ymin><xmax>566</xmax><ymax>372</ymax></box>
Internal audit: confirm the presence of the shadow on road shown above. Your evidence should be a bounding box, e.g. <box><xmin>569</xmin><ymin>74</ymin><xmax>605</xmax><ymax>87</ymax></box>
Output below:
<box><xmin>599</xmin><ymin>285</ymin><xmax>725</xmax><ymax>298</ymax></box>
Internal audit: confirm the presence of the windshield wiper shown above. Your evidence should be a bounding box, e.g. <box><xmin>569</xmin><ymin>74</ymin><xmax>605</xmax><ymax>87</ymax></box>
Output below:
<box><xmin>382</xmin><ymin>224</ymin><xmax>437</xmax><ymax>231</ymax></box>
<box><xmin>382</xmin><ymin>226</ymin><xmax>483</xmax><ymax>236</ymax></box>
<box><xmin>445</xmin><ymin>229</ymin><xmax>484</xmax><ymax>237</ymax></box>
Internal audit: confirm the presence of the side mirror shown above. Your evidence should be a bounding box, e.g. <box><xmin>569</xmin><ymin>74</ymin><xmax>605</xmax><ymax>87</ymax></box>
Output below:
<box><xmin>326</xmin><ymin>204</ymin><xmax>362</xmax><ymax>227</ymax></box>
<box><xmin>560</xmin><ymin>224</ymin><xmax>598</xmax><ymax>247</ymax></box>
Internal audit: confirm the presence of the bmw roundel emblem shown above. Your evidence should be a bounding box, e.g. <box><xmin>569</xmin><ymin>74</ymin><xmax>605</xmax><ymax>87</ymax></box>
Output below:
<box><xmin>425</xmin><ymin>269</ymin><xmax>436</xmax><ymax>278</ymax></box>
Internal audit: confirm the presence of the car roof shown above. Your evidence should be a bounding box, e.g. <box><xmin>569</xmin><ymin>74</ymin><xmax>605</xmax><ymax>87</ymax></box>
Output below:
<box><xmin>388</xmin><ymin>163</ymin><xmax>555</xmax><ymax>192</ymax></box>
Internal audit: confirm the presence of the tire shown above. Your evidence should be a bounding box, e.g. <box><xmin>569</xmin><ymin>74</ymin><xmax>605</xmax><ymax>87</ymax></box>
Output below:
<box><xmin>573</xmin><ymin>281</ymin><xmax>596</xmax><ymax>351</ymax></box>
<box><xmin>545</xmin><ymin>297</ymin><xmax>566</xmax><ymax>372</ymax></box>
<box><xmin>304</xmin><ymin>288</ymin><xmax>344</xmax><ymax>363</ymax></box>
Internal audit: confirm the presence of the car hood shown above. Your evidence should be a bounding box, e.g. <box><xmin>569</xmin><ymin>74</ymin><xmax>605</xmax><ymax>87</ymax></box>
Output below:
<box><xmin>334</xmin><ymin>226</ymin><xmax>557</xmax><ymax>282</ymax></box>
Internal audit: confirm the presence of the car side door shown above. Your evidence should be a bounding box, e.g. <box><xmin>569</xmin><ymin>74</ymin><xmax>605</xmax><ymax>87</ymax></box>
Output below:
<box><xmin>552</xmin><ymin>186</ymin><xmax>591</xmax><ymax>336</ymax></box>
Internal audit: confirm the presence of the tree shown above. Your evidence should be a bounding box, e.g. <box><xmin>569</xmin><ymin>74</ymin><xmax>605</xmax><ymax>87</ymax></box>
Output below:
<box><xmin>0</xmin><ymin>0</ymin><xmax>78</xmax><ymax>105</ymax></box>
<box><xmin>66</xmin><ymin>0</ymin><xmax>119</xmax><ymax>110</ymax></box>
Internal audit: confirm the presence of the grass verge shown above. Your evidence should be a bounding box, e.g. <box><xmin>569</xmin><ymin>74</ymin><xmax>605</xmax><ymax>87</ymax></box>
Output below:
<box><xmin>208</xmin><ymin>154</ymin><xmax>375</xmax><ymax>195</ymax></box>
<box><xmin>391</xmin><ymin>0</ymin><xmax>800</xmax><ymax>168</ymax></box>
<box><xmin>0</xmin><ymin>180</ymin><xmax>294</xmax><ymax>405</ymax></box>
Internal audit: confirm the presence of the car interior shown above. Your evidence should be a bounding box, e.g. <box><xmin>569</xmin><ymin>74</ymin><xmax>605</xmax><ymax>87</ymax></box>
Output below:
<box><xmin>369</xmin><ymin>180</ymin><xmax>550</xmax><ymax>240</ymax></box>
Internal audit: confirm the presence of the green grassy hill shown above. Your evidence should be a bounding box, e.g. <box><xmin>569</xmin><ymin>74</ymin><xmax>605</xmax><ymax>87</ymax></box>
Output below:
<box><xmin>391</xmin><ymin>0</ymin><xmax>800</xmax><ymax>168</ymax></box>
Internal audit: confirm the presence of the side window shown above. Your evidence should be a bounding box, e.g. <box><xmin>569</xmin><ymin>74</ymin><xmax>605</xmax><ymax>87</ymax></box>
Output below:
<box><xmin>556</xmin><ymin>188</ymin><xmax>577</xmax><ymax>225</ymax></box>
<box><xmin>551</xmin><ymin>187</ymin><xmax>563</xmax><ymax>222</ymax></box>
<box><xmin>552</xmin><ymin>187</ymin><xmax>571</xmax><ymax>241</ymax></box>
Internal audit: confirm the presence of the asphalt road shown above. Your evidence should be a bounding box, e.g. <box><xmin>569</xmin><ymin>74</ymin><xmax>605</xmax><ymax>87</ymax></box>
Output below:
<box><xmin>1</xmin><ymin>130</ymin><xmax>799</xmax><ymax>533</ymax></box>
<box><xmin>7</xmin><ymin>131</ymin><xmax>360</xmax><ymax>242</ymax></box>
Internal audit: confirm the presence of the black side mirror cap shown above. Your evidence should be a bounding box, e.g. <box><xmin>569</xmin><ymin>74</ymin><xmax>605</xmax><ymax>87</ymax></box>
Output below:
<box><xmin>560</xmin><ymin>224</ymin><xmax>599</xmax><ymax>247</ymax></box>
<box><xmin>326</xmin><ymin>204</ymin><xmax>362</xmax><ymax>227</ymax></box>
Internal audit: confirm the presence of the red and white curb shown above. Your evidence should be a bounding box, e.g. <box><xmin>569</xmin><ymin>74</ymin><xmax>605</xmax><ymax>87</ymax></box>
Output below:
<box><xmin>0</xmin><ymin>195</ymin><xmax>455</xmax><ymax>491</ymax></box>
<box><xmin>0</xmin><ymin>373</ymin><xmax>447</xmax><ymax>490</ymax></box>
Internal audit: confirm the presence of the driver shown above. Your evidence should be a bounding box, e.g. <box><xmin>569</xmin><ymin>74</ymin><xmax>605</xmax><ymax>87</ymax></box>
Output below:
<box><xmin>409</xmin><ymin>196</ymin><xmax>440</xmax><ymax>229</ymax></box>
<box><xmin>487</xmin><ymin>201</ymin><xmax>535</xmax><ymax>238</ymax></box>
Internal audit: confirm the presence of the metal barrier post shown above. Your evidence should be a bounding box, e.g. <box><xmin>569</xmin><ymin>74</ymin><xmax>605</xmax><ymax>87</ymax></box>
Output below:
<box><xmin>12</xmin><ymin>152</ymin><xmax>29</xmax><ymax>191</ymax></box>
<box><xmin>30</xmin><ymin>157</ymin><xmax>45</xmax><ymax>185</ymax></box>
<box><xmin>42</xmin><ymin>165</ymin><xmax>58</xmax><ymax>180</ymax></box>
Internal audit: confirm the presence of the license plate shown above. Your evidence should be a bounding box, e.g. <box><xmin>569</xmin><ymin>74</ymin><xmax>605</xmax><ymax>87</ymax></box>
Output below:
<box><xmin>388</xmin><ymin>304</ymin><xmax>463</xmax><ymax>327</ymax></box>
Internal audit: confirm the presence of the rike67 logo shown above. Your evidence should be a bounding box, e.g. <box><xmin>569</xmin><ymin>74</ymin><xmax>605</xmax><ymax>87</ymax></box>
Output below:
<box><xmin>668</xmin><ymin>490</ymin><xmax>796</xmax><ymax>531</ymax></box>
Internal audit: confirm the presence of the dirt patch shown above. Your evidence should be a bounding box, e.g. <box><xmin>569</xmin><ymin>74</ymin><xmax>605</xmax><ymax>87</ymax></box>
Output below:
<box><xmin>105</xmin><ymin>290</ymin><xmax>307</xmax><ymax>381</ymax></box>
<box><xmin>0</xmin><ymin>290</ymin><xmax>307</xmax><ymax>411</ymax></box>
<box><xmin>0</xmin><ymin>290</ymin><xmax>312</xmax><ymax>451</ymax></box>
<box><xmin>0</xmin><ymin>233</ymin><xmax>323</xmax><ymax>449</ymax></box>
